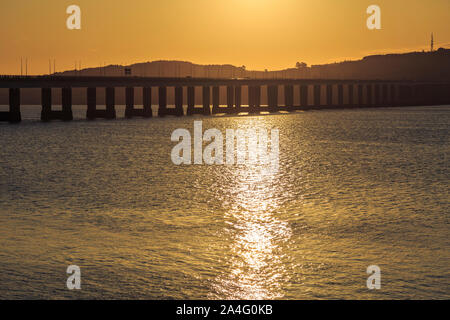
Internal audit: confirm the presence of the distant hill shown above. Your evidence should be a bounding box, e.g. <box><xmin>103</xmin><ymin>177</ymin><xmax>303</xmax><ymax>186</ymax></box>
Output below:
<box><xmin>1</xmin><ymin>48</ymin><xmax>449</xmax><ymax>105</ymax></box>
<box><xmin>308</xmin><ymin>48</ymin><xmax>450</xmax><ymax>81</ymax></box>
<box><xmin>54</xmin><ymin>48</ymin><xmax>450</xmax><ymax>81</ymax></box>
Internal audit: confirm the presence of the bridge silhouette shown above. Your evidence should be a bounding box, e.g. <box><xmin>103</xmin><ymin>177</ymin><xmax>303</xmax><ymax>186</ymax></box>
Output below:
<box><xmin>0</xmin><ymin>76</ymin><xmax>449</xmax><ymax>123</ymax></box>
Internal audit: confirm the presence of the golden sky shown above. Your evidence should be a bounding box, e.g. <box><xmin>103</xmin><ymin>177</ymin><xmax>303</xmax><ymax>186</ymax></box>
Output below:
<box><xmin>1</xmin><ymin>0</ymin><xmax>449</xmax><ymax>74</ymax></box>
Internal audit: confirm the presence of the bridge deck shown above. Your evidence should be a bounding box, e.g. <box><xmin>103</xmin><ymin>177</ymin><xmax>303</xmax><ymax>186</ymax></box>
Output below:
<box><xmin>0</xmin><ymin>76</ymin><xmax>442</xmax><ymax>89</ymax></box>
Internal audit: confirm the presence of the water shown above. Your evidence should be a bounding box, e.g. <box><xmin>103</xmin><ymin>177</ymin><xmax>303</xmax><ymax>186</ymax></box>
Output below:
<box><xmin>0</xmin><ymin>105</ymin><xmax>449</xmax><ymax>299</ymax></box>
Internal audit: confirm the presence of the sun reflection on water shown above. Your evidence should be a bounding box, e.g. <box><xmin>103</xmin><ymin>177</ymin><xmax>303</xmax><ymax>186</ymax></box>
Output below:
<box><xmin>210</xmin><ymin>161</ymin><xmax>292</xmax><ymax>300</ymax></box>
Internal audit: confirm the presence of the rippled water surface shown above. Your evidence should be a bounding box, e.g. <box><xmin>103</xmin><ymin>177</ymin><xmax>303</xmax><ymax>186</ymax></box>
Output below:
<box><xmin>0</xmin><ymin>105</ymin><xmax>449</xmax><ymax>299</ymax></box>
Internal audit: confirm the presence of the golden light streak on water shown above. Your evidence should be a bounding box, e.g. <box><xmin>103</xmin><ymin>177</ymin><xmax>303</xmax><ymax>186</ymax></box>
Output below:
<box><xmin>211</xmin><ymin>157</ymin><xmax>293</xmax><ymax>299</ymax></box>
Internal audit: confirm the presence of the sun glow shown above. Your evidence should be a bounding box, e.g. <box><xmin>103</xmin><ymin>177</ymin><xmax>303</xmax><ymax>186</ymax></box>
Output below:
<box><xmin>1</xmin><ymin>0</ymin><xmax>449</xmax><ymax>74</ymax></box>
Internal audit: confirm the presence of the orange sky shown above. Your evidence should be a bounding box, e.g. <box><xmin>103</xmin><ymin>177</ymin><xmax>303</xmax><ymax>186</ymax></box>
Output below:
<box><xmin>1</xmin><ymin>0</ymin><xmax>449</xmax><ymax>75</ymax></box>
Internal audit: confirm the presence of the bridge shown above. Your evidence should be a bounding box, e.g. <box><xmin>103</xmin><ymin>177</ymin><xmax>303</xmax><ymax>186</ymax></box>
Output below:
<box><xmin>0</xmin><ymin>76</ymin><xmax>449</xmax><ymax>123</ymax></box>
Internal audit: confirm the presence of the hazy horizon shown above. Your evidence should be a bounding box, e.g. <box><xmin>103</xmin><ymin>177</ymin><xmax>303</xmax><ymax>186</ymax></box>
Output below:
<box><xmin>3</xmin><ymin>47</ymin><xmax>450</xmax><ymax>77</ymax></box>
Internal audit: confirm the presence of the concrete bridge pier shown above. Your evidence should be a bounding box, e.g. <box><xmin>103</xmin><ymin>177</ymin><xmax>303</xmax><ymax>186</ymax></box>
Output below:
<box><xmin>41</xmin><ymin>88</ymin><xmax>72</xmax><ymax>121</ymax></box>
<box><xmin>326</xmin><ymin>84</ymin><xmax>333</xmax><ymax>108</ymax></box>
<box><xmin>381</xmin><ymin>84</ymin><xmax>388</xmax><ymax>106</ymax></box>
<box><xmin>202</xmin><ymin>86</ymin><xmax>211</xmax><ymax>116</ymax></box>
<box><xmin>337</xmin><ymin>84</ymin><xmax>344</xmax><ymax>107</ymax></box>
<box><xmin>186</xmin><ymin>86</ymin><xmax>196</xmax><ymax>116</ymax></box>
<box><xmin>374</xmin><ymin>84</ymin><xmax>381</xmax><ymax>106</ymax></box>
<box><xmin>247</xmin><ymin>86</ymin><xmax>254</xmax><ymax>113</ymax></box>
<box><xmin>86</xmin><ymin>87</ymin><xmax>97</xmax><ymax>120</ymax></box>
<box><xmin>444</xmin><ymin>83</ymin><xmax>450</xmax><ymax>105</ymax></box>
<box><xmin>366</xmin><ymin>84</ymin><xmax>373</xmax><ymax>107</ymax></box>
<box><xmin>445</xmin><ymin>83</ymin><xmax>450</xmax><ymax>105</ymax></box>
<box><xmin>411</xmin><ymin>85</ymin><xmax>419</xmax><ymax>106</ymax></box>
<box><xmin>212</xmin><ymin>86</ymin><xmax>221</xmax><ymax>114</ymax></box>
<box><xmin>0</xmin><ymin>88</ymin><xmax>21</xmax><ymax>123</ymax></box>
<box><xmin>432</xmin><ymin>84</ymin><xmax>440</xmax><ymax>105</ymax></box>
<box><xmin>158</xmin><ymin>86</ymin><xmax>167</xmax><ymax>117</ymax></box>
<box><xmin>441</xmin><ymin>83</ymin><xmax>450</xmax><ymax>105</ymax></box>
<box><xmin>125</xmin><ymin>87</ymin><xmax>134</xmax><ymax>118</ymax></box>
<box><xmin>248</xmin><ymin>86</ymin><xmax>260</xmax><ymax>114</ymax></box>
<box><xmin>429</xmin><ymin>84</ymin><xmax>439</xmax><ymax>105</ymax></box>
<box><xmin>313</xmin><ymin>85</ymin><xmax>321</xmax><ymax>109</ymax></box>
<box><xmin>226</xmin><ymin>86</ymin><xmax>236</xmax><ymax>113</ymax></box>
<box><xmin>255</xmin><ymin>86</ymin><xmax>261</xmax><ymax>112</ymax></box>
<box><xmin>40</xmin><ymin>88</ymin><xmax>51</xmax><ymax>121</ymax></box>
<box><xmin>420</xmin><ymin>84</ymin><xmax>431</xmax><ymax>106</ymax></box>
<box><xmin>159</xmin><ymin>86</ymin><xmax>182</xmax><ymax>117</ymax></box>
<box><xmin>418</xmin><ymin>84</ymin><xmax>428</xmax><ymax>106</ymax></box>
<box><xmin>174</xmin><ymin>86</ymin><xmax>184</xmax><ymax>116</ymax></box>
<box><xmin>390</xmin><ymin>84</ymin><xmax>397</xmax><ymax>106</ymax></box>
<box><xmin>284</xmin><ymin>85</ymin><xmax>294</xmax><ymax>111</ymax></box>
<box><xmin>400</xmin><ymin>85</ymin><xmax>408</xmax><ymax>106</ymax></box>
<box><xmin>425</xmin><ymin>84</ymin><xmax>437</xmax><ymax>106</ymax></box>
<box><xmin>348</xmin><ymin>84</ymin><xmax>354</xmax><ymax>107</ymax></box>
<box><xmin>398</xmin><ymin>85</ymin><xmax>405</xmax><ymax>105</ymax></box>
<box><xmin>142</xmin><ymin>87</ymin><xmax>152</xmax><ymax>118</ymax></box>
<box><xmin>235</xmin><ymin>86</ymin><xmax>242</xmax><ymax>112</ymax></box>
<box><xmin>422</xmin><ymin>84</ymin><xmax>431</xmax><ymax>106</ymax></box>
<box><xmin>358</xmin><ymin>84</ymin><xmax>364</xmax><ymax>107</ymax></box>
<box><xmin>106</xmin><ymin>87</ymin><xmax>117</xmax><ymax>119</ymax></box>
<box><xmin>422</xmin><ymin>83</ymin><xmax>444</xmax><ymax>106</ymax></box>
<box><xmin>125</xmin><ymin>87</ymin><xmax>150</xmax><ymax>118</ymax></box>
<box><xmin>10</xmin><ymin>88</ymin><xmax>21</xmax><ymax>122</ymax></box>
<box><xmin>297</xmin><ymin>84</ymin><xmax>308</xmax><ymax>110</ymax></box>
<box><xmin>268</xmin><ymin>85</ymin><xmax>278</xmax><ymax>113</ymax></box>
<box><xmin>62</xmin><ymin>87</ymin><xmax>73</xmax><ymax>121</ymax></box>
<box><xmin>398</xmin><ymin>85</ymin><xmax>412</xmax><ymax>106</ymax></box>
